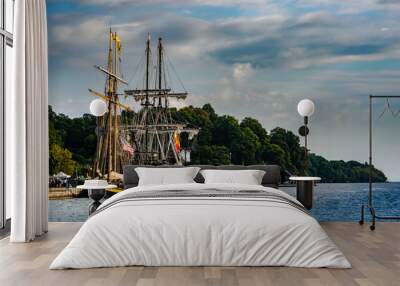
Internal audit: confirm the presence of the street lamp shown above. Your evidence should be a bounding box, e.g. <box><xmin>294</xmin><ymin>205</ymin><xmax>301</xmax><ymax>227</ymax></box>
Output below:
<box><xmin>289</xmin><ymin>100</ymin><xmax>319</xmax><ymax>210</ymax></box>
<box><xmin>297</xmin><ymin>99</ymin><xmax>315</xmax><ymax>173</ymax></box>
<box><xmin>89</xmin><ymin>99</ymin><xmax>107</xmax><ymax>178</ymax></box>
<box><xmin>86</xmin><ymin>99</ymin><xmax>109</xmax><ymax>211</ymax></box>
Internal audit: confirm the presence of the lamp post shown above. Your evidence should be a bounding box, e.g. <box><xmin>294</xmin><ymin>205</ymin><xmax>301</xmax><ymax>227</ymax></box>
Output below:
<box><xmin>297</xmin><ymin>99</ymin><xmax>315</xmax><ymax>173</ymax></box>
<box><xmin>89</xmin><ymin>99</ymin><xmax>107</xmax><ymax>178</ymax></box>
<box><xmin>85</xmin><ymin>99</ymin><xmax>109</xmax><ymax>214</ymax></box>
<box><xmin>290</xmin><ymin>99</ymin><xmax>319</xmax><ymax>210</ymax></box>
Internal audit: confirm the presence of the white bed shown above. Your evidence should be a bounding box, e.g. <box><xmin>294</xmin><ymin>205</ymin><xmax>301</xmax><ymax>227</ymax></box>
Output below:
<box><xmin>50</xmin><ymin>183</ymin><xmax>351</xmax><ymax>269</ymax></box>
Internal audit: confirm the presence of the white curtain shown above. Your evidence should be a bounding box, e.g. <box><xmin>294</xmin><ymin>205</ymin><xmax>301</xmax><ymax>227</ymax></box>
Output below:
<box><xmin>7</xmin><ymin>0</ymin><xmax>49</xmax><ymax>242</ymax></box>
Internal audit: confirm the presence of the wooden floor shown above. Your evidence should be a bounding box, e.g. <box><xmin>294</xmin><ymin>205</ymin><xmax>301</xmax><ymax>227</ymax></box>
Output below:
<box><xmin>0</xmin><ymin>222</ymin><xmax>399</xmax><ymax>286</ymax></box>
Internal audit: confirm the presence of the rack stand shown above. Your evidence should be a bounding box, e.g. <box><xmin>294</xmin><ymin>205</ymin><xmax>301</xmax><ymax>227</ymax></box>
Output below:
<box><xmin>360</xmin><ymin>95</ymin><xmax>400</xmax><ymax>230</ymax></box>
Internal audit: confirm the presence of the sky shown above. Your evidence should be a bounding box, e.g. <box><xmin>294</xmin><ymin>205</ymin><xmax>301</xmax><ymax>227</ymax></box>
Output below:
<box><xmin>47</xmin><ymin>0</ymin><xmax>400</xmax><ymax>180</ymax></box>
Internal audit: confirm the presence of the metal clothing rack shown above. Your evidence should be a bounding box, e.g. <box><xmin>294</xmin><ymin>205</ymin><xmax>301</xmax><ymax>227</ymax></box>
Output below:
<box><xmin>360</xmin><ymin>95</ymin><xmax>400</xmax><ymax>230</ymax></box>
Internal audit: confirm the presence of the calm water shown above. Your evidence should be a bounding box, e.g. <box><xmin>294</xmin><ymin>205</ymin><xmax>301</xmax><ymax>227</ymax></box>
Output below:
<box><xmin>48</xmin><ymin>183</ymin><xmax>400</xmax><ymax>222</ymax></box>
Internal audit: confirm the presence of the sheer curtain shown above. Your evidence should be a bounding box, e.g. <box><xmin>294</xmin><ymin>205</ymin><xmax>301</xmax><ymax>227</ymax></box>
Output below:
<box><xmin>7</xmin><ymin>0</ymin><xmax>48</xmax><ymax>242</ymax></box>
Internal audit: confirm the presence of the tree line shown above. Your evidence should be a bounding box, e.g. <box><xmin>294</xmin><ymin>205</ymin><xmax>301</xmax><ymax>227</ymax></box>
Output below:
<box><xmin>48</xmin><ymin>104</ymin><xmax>387</xmax><ymax>183</ymax></box>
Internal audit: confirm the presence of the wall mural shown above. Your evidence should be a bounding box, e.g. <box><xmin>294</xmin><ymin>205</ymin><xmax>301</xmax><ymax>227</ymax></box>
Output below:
<box><xmin>47</xmin><ymin>1</ymin><xmax>400</xmax><ymax>222</ymax></box>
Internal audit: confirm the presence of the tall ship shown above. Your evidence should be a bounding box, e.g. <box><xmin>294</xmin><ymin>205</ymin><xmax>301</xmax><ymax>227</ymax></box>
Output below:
<box><xmin>90</xmin><ymin>31</ymin><xmax>198</xmax><ymax>180</ymax></box>
<box><xmin>123</xmin><ymin>34</ymin><xmax>198</xmax><ymax>166</ymax></box>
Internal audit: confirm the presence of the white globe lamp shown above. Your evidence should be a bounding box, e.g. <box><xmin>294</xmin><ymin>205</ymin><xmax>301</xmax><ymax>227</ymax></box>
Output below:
<box><xmin>297</xmin><ymin>99</ymin><xmax>315</xmax><ymax>117</ymax></box>
<box><xmin>90</xmin><ymin>99</ymin><xmax>107</xmax><ymax>117</ymax></box>
<box><xmin>297</xmin><ymin>99</ymin><xmax>315</xmax><ymax>174</ymax></box>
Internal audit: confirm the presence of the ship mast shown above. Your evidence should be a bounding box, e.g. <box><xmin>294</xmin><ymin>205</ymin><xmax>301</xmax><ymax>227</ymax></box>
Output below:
<box><xmin>144</xmin><ymin>34</ymin><xmax>150</xmax><ymax>161</ymax></box>
<box><xmin>89</xmin><ymin>32</ymin><xmax>198</xmax><ymax>174</ymax></box>
<box><xmin>90</xmin><ymin>29</ymin><xmax>129</xmax><ymax>179</ymax></box>
<box><xmin>158</xmin><ymin>37</ymin><xmax>163</xmax><ymax>107</ymax></box>
<box><xmin>107</xmin><ymin>29</ymin><xmax>113</xmax><ymax>180</ymax></box>
<box><xmin>123</xmin><ymin>34</ymin><xmax>198</xmax><ymax>165</ymax></box>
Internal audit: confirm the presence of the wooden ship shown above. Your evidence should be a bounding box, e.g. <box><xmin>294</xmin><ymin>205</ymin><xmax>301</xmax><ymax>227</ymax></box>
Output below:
<box><xmin>90</xmin><ymin>31</ymin><xmax>198</xmax><ymax>183</ymax></box>
<box><xmin>89</xmin><ymin>29</ymin><xmax>131</xmax><ymax>181</ymax></box>
<box><xmin>123</xmin><ymin>34</ymin><xmax>198</xmax><ymax>165</ymax></box>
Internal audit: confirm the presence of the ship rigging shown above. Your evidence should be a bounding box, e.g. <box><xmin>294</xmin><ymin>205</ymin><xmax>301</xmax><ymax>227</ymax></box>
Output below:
<box><xmin>123</xmin><ymin>34</ymin><xmax>198</xmax><ymax>166</ymax></box>
<box><xmin>90</xmin><ymin>31</ymin><xmax>199</xmax><ymax>179</ymax></box>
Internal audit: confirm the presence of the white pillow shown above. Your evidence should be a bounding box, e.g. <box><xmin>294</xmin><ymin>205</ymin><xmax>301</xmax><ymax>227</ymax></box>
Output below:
<box><xmin>135</xmin><ymin>167</ymin><xmax>200</xmax><ymax>186</ymax></box>
<box><xmin>200</xmin><ymin>169</ymin><xmax>265</xmax><ymax>185</ymax></box>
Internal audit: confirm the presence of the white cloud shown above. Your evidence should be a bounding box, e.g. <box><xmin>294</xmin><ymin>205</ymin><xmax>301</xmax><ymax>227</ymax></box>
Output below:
<box><xmin>298</xmin><ymin>0</ymin><xmax>400</xmax><ymax>14</ymax></box>
<box><xmin>233</xmin><ymin>63</ymin><xmax>253</xmax><ymax>80</ymax></box>
<box><xmin>77</xmin><ymin>0</ymin><xmax>265</xmax><ymax>7</ymax></box>
<box><xmin>50</xmin><ymin>5</ymin><xmax>400</xmax><ymax>71</ymax></box>
<box><xmin>51</xmin><ymin>17</ymin><xmax>111</xmax><ymax>48</ymax></box>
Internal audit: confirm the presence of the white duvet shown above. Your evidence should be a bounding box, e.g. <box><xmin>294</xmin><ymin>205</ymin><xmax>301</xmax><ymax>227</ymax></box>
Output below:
<box><xmin>50</xmin><ymin>183</ymin><xmax>351</xmax><ymax>269</ymax></box>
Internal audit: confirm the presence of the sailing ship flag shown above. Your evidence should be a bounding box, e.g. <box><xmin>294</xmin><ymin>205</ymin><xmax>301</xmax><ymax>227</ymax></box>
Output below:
<box><xmin>115</xmin><ymin>35</ymin><xmax>121</xmax><ymax>51</ymax></box>
<box><xmin>112</xmin><ymin>33</ymin><xmax>121</xmax><ymax>51</ymax></box>
<box><xmin>120</xmin><ymin>137</ymin><xmax>134</xmax><ymax>156</ymax></box>
<box><xmin>174</xmin><ymin>131</ymin><xmax>181</xmax><ymax>153</ymax></box>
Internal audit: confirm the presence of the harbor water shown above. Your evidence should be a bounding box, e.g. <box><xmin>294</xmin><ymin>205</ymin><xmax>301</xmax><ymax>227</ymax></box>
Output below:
<box><xmin>49</xmin><ymin>182</ymin><xmax>400</xmax><ymax>222</ymax></box>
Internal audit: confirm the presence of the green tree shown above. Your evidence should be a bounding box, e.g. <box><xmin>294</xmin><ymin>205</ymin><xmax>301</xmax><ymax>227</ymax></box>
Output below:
<box><xmin>202</xmin><ymin>103</ymin><xmax>218</xmax><ymax>122</ymax></box>
<box><xmin>48</xmin><ymin>103</ymin><xmax>388</xmax><ymax>183</ymax></box>
<box><xmin>269</xmin><ymin>127</ymin><xmax>304</xmax><ymax>174</ymax></box>
<box><xmin>240</xmin><ymin>117</ymin><xmax>267</xmax><ymax>162</ymax></box>
<box><xmin>240</xmin><ymin>117</ymin><xmax>268</xmax><ymax>143</ymax></box>
<box><xmin>212</xmin><ymin>115</ymin><xmax>242</xmax><ymax>148</ymax></box>
<box><xmin>49</xmin><ymin>107</ymin><xmax>96</xmax><ymax>174</ymax></box>
<box><xmin>309</xmin><ymin>154</ymin><xmax>387</xmax><ymax>183</ymax></box>
<box><xmin>191</xmin><ymin>145</ymin><xmax>230</xmax><ymax>165</ymax></box>
<box><xmin>231</xmin><ymin>127</ymin><xmax>260</xmax><ymax>165</ymax></box>
<box><xmin>49</xmin><ymin>143</ymin><xmax>77</xmax><ymax>175</ymax></box>
<box><xmin>49</xmin><ymin>106</ymin><xmax>63</xmax><ymax>147</ymax></box>
<box><xmin>261</xmin><ymin>143</ymin><xmax>286</xmax><ymax>166</ymax></box>
<box><xmin>171</xmin><ymin>105</ymin><xmax>213</xmax><ymax>146</ymax></box>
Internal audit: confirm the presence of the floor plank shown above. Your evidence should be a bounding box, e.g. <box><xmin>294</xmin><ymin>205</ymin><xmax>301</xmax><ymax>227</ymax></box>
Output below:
<box><xmin>0</xmin><ymin>222</ymin><xmax>399</xmax><ymax>286</ymax></box>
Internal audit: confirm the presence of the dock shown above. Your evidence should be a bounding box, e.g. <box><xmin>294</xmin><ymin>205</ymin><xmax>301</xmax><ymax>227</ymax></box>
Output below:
<box><xmin>48</xmin><ymin>187</ymin><xmax>82</xmax><ymax>200</ymax></box>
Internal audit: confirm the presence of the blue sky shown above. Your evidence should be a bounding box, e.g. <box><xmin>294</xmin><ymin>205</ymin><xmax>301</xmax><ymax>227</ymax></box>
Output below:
<box><xmin>47</xmin><ymin>0</ymin><xmax>400</xmax><ymax>180</ymax></box>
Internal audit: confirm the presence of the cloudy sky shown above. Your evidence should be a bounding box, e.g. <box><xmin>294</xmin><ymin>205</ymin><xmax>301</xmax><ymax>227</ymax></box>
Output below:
<box><xmin>47</xmin><ymin>0</ymin><xmax>400</xmax><ymax>180</ymax></box>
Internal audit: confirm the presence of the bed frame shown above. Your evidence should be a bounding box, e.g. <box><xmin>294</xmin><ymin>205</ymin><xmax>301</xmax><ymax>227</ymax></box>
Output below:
<box><xmin>123</xmin><ymin>165</ymin><xmax>281</xmax><ymax>189</ymax></box>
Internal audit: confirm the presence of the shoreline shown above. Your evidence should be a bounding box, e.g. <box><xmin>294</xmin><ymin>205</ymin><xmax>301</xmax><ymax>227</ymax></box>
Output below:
<box><xmin>48</xmin><ymin>187</ymin><xmax>82</xmax><ymax>200</ymax></box>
